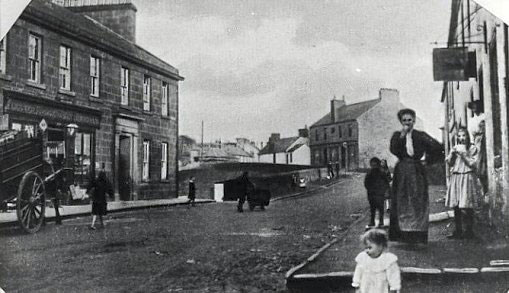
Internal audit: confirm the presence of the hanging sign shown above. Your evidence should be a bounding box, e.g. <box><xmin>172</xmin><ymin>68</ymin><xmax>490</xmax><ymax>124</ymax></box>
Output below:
<box><xmin>39</xmin><ymin>119</ymin><xmax>47</xmax><ymax>132</ymax></box>
<box><xmin>433</xmin><ymin>47</ymin><xmax>476</xmax><ymax>81</ymax></box>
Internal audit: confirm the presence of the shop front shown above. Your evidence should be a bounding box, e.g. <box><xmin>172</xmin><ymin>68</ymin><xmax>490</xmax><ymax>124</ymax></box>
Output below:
<box><xmin>1</xmin><ymin>90</ymin><xmax>102</xmax><ymax>200</ymax></box>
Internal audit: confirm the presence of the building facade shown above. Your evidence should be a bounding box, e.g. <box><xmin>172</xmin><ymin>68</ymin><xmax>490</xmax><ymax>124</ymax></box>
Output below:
<box><xmin>309</xmin><ymin>89</ymin><xmax>423</xmax><ymax>170</ymax></box>
<box><xmin>441</xmin><ymin>0</ymin><xmax>509</xmax><ymax>228</ymax></box>
<box><xmin>0</xmin><ymin>0</ymin><xmax>183</xmax><ymax>200</ymax></box>
<box><xmin>259</xmin><ymin>130</ymin><xmax>310</xmax><ymax>165</ymax></box>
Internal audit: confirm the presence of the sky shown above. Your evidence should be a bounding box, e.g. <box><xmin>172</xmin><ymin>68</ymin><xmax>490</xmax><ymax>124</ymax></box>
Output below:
<box><xmin>133</xmin><ymin>0</ymin><xmax>453</xmax><ymax>144</ymax></box>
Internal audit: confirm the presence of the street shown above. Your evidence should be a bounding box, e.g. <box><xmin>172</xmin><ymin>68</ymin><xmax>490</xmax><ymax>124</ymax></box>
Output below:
<box><xmin>0</xmin><ymin>176</ymin><xmax>365</xmax><ymax>293</ymax></box>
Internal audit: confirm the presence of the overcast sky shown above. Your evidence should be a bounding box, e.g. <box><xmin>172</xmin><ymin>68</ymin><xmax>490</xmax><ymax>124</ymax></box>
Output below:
<box><xmin>134</xmin><ymin>0</ymin><xmax>452</xmax><ymax>143</ymax></box>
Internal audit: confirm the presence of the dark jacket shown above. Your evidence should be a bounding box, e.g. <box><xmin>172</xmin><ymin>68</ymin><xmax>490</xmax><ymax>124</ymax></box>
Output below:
<box><xmin>390</xmin><ymin>130</ymin><xmax>443</xmax><ymax>163</ymax></box>
<box><xmin>188</xmin><ymin>181</ymin><xmax>196</xmax><ymax>199</ymax></box>
<box><xmin>364</xmin><ymin>168</ymin><xmax>390</xmax><ymax>197</ymax></box>
<box><xmin>87</xmin><ymin>171</ymin><xmax>113</xmax><ymax>203</ymax></box>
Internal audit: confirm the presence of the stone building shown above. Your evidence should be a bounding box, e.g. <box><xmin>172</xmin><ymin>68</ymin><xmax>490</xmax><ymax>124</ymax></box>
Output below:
<box><xmin>309</xmin><ymin>89</ymin><xmax>423</xmax><ymax>171</ymax></box>
<box><xmin>440</xmin><ymin>0</ymin><xmax>509</xmax><ymax>228</ymax></box>
<box><xmin>0</xmin><ymin>0</ymin><xmax>183</xmax><ymax>200</ymax></box>
<box><xmin>259</xmin><ymin>129</ymin><xmax>310</xmax><ymax>165</ymax></box>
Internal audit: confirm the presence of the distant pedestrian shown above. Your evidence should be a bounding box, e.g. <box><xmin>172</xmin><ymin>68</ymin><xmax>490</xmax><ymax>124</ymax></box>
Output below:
<box><xmin>445</xmin><ymin>127</ymin><xmax>479</xmax><ymax>239</ymax></box>
<box><xmin>352</xmin><ymin>229</ymin><xmax>401</xmax><ymax>293</ymax></box>
<box><xmin>237</xmin><ymin>172</ymin><xmax>251</xmax><ymax>213</ymax></box>
<box><xmin>364</xmin><ymin>157</ymin><xmax>390</xmax><ymax>228</ymax></box>
<box><xmin>188</xmin><ymin>176</ymin><xmax>196</xmax><ymax>207</ymax></box>
<box><xmin>87</xmin><ymin>170</ymin><xmax>113</xmax><ymax>230</ymax></box>
<box><xmin>327</xmin><ymin>161</ymin><xmax>335</xmax><ymax>178</ymax></box>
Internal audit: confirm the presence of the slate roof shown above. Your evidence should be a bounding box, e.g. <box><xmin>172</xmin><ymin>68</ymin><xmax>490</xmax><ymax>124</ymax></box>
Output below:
<box><xmin>287</xmin><ymin>141</ymin><xmax>307</xmax><ymax>153</ymax></box>
<box><xmin>222</xmin><ymin>145</ymin><xmax>253</xmax><ymax>157</ymax></box>
<box><xmin>23</xmin><ymin>0</ymin><xmax>183</xmax><ymax>80</ymax></box>
<box><xmin>311</xmin><ymin>99</ymin><xmax>380</xmax><ymax>127</ymax></box>
<box><xmin>259</xmin><ymin>137</ymin><xmax>299</xmax><ymax>155</ymax></box>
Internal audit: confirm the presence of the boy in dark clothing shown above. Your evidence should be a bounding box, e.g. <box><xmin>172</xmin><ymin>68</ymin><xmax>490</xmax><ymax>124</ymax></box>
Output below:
<box><xmin>188</xmin><ymin>177</ymin><xmax>196</xmax><ymax>207</ymax></box>
<box><xmin>87</xmin><ymin>170</ymin><xmax>114</xmax><ymax>230</ymax></box>
<box><xmin>364</xmin><ymin>157</ymin><xmax>390</xmax><ymax>228</ymax></box>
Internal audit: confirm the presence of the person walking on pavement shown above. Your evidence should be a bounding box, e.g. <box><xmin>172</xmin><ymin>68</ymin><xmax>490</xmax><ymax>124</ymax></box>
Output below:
<box><xmin>327</xmin><ymin>161</ymin><xmax>335</xmax><ymax>178</ymax></box>
<box><xmin>389</xmin><ymin>108</ymin><xmax>443</xmax><ymax>244</ymax></box>
<box><xmin>87</xmin><ymin>169</ymin><xmax>113</xmax><ymax>230</ymax></box>
<box><xmin>188</xmin><ymin>176</ymin><xmax>196</xmax><ymax>207</ymax></box>
<box><xmin>352</xmin><ymin>229</ymin><xmax>401</xmax><ymax>293</ymax></box>
<box><xmin>364</xmin><ymin>157</ymin><xmax>390</xmax><ymax>229</ymax></box>
<box><xmin>445</xmin><ymin>127</ymin><xmax>479</xmax><ymax>239</ymax></box>
<box><xmin>237</xmin><ymin>172</ymin><xmax>251</xmax><ymax>213</ymax></box>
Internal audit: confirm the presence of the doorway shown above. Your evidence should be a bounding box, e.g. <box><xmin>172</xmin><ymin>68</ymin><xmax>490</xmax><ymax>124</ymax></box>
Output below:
<box><xmin>119</xmin><ymin>135</ymin><xmax>132</xmax><ymax>200</ymax></box>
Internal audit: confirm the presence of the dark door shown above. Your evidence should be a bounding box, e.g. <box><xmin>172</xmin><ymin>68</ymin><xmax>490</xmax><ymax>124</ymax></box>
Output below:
<box><xmin>341</xmin><ymin>145</ymin><xmax>346</xmax><ymax>168</ymax></box>
<box><xmin>119</xmin><ymin>135</ymin><xmax>131</xmax><ymax>200</ymax></box>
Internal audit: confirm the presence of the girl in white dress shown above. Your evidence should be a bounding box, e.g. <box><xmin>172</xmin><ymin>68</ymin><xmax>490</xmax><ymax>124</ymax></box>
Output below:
<box><xmin>445</xmin><ymin>127</ymin><xmax>479</xmax><ymax>239</ymax></box>
<box><xmin>352</xmin><ymin>229</ymin><xmax>401</xmax><ymax>293</ymax></box>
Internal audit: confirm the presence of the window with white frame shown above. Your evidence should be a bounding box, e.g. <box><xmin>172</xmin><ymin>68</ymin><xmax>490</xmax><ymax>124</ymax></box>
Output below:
<box><xmin>59</xmin><ymin>45</ymin><xmax>71</xmax><ymax>90</ymax></box>
<box><xmin>143</xmin><ymin>75</ymin><xmax>151</xmax><ymax>111</ymax></box>
<box><xmin>90</xmin><ymin>56</ymin><xmax>100</xmax><ymax>97</ymax></box>
<box><xmin>161</xmin><ymin>142</ymin><xmax>168</xmax><ymax>180</ymax></box>
<box><xmin>28</xmin><ymin>34</ymin><xmax>41</xmax><ymax>83</ymax></box>
<box><xmin>161</xmin><ymin>82</ymin><xmax>169</xmax><ymax>116</ymax></box>
<box><xmin>142</xmin><ymin>140</ymin><xmax>150</xmax><ymax>181</ymax></box>
<box><xmin>121</xmin><ymin>67</ymin><xmax>129</xmax><ymax>105</ymax></box>
<box><xmin>0</xmin><ymin>38</ymin><xmax>6</xmax><ymax>73</ymax></box>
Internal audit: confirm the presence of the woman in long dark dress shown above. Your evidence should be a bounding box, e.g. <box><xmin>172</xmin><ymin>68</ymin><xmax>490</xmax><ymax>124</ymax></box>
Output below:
<box><xmin>87</xmin><ymin>170</ymin><xmax>113</xmax><ymax>230</ymax></box>
<box><xmin>389</xmin><ymin>109</ymin><xmax>443</xmax><ymax>244</ymax></box>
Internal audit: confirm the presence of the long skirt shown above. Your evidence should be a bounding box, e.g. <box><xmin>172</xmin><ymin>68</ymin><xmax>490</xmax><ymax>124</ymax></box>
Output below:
<box><xmin>446</xmin><ymin>172</ymin><xmax>478</xmax><ymax>208</ymax></box>
<box><xmin>389</xmin><ymin>159</ymin><xmax>429</xmax><ymax>244</ymax></box>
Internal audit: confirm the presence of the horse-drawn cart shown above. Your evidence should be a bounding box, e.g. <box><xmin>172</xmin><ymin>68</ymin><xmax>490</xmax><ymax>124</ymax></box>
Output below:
<box><xmin>0</xmin><ymin>130</ymin><xmax>72</xmax><ymax>233</ymax></box>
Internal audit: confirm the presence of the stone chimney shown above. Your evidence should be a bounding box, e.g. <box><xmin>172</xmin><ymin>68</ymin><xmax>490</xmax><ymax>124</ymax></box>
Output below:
<box><xmin>330</xmin><ymin>95</ymin><xmax>346</xmax><ymax>123</ymax></box>
<box><xmin>64</xmin><ymin>0</ymin><xmax>137</xmax><ymax>43</ymax></box>
<box><xmin>379</xmin><ymin>88</ymin><xmax>399</xmax><ymax>103</ymax></box>
<box><xmin>268</xmin><ymin>133</ymin><xmax>280</xmax><ymax>143</ymax></box>
<box><xmin>298</xmin><ymin>127</ymin><xmax>309</xmax><ymax>138</ymax></box>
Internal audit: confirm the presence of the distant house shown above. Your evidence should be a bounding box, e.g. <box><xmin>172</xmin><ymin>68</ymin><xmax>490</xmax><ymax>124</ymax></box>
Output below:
<box><xmin>309</xmin><ymin>89</ymin><xmax>423</xmax><ymax>170</ymax></box>
<box><xmin>259</xmin><ymin>129</ymin><xmax>310</xmax><ymax>165</ymax></box>
<box><xmin>178</xmin><ymin>135</ymin><xmax>198</xmax><ymax>165</ymax></box>
<box><xmin>235</xmin><ymin>138</ymin><xmax>260</xmax><ymax>162</ymax></box>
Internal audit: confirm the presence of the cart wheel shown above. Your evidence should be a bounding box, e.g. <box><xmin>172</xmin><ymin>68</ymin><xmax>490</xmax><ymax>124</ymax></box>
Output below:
<box><xmin>16</xmin><ymin>171</ymin><xmax>46</xmax><ymax>234</ymax></box>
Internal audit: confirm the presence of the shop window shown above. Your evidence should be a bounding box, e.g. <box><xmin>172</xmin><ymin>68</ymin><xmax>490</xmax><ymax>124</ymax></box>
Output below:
<box><xmin>59</xmin><ymin>45</ymin><xmax>72</xmax><ymax>91</ymax></box>
<box><xmin>11</xmin><ymin>122</ymin><xmax>35</xmax><ymax>138</ymax></box>
<box><xmin>28</xmin><ymin>34</ymin><xmax>41</xmax><ymax>83</ymax></box>
<box><xmin>46</xmin><ymin>129</ymin><xmax>65</xmax><ymax>169</ymax></box>
<box><xmin>121</xmin><ymin>67</ymin><xmax>129</xmax><ymax>105</ymax></box>
<box><xmin>74</xmin><ymin>132</ymin><xmax>92</xmax><ymax>186</ymax></box>
<box><xmin>161</xmin><ymin>142</ymin><xmax>168</xmax><ymax>180</ymax></box>
<box><xmin>0</xmin><ymin>37</ymin><xmax>5</xmax><ymax>73</ymax></box>
<box><xmin>143</xmin><ymin>140</ymin><xmax>150</xmax><ymax>181</ymax></box>
<box><xmin>143</xmin><ymin>75</ymin><xmax>151</xmax><ymax>111</ymax></box>
<box><xmin>162</xmin><ymin>82</ymin><xmax>169</xmax><ymax>116</ymax></box>
<box><xmin>90</xmin><ymin>56</ymin><xmax>100</xmax><ymax>97</ymax></box>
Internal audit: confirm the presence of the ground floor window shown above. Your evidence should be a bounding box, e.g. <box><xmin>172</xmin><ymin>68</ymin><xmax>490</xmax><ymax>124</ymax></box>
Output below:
<box><xmin>11</xmin><ymin>122</ymin><xmax>35</xmax><ymax>138</ymax></box>
<box><xmin>143</xmin><ymin>140</ymin><xmax>150</xmax><ymax>181</ymax></box>
<box><xmin>74</xmin><ymin>131</ymin><xmax>93</xmax><ymax>186</ymax></box>
<box><xmin>161</xmin><ymin>142</ymin><xmax>168</xmax><ymax>180</ymax></box>
<box><xmin>45</xmin><ymin>129</ymin><xmax>66</xmax><ymax>168</ymax></box>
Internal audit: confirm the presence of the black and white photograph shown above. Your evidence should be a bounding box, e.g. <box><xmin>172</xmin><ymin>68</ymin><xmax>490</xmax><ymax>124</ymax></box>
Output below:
<box><xmin>1</xmin><ymin>0</ymin><xmax>509</xmax><ymax>292</ymax></box>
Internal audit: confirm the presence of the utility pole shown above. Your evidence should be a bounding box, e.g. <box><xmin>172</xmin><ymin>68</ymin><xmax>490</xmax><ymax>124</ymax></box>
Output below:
<box><xmin>201</xmin><ymin>120</ymin><xmax>204</xmax><ymax>161</ymax></box>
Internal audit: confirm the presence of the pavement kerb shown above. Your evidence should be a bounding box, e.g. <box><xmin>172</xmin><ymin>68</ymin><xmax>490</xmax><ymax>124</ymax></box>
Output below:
<box><xmin>0</xmin><ymin>199</ymin><xmax>215</xmax><ymax>228</ymax></box>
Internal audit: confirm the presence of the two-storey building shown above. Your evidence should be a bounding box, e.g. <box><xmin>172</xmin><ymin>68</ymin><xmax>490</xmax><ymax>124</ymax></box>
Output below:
<box><xmin>0</xmin><ymin>0</ymin><xmax>183</xmax><ymax>200</ymax></box>
<box><xmin>309</xmin><ymin>89</ymin><xmax>423</xmax><ymax>171</ymax></box>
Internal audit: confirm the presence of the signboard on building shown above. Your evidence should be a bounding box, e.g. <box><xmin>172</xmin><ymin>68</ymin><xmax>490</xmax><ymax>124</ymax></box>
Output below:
<box><xmin>433</xmin><ymin>47</ymin><xmax>476</xmax><ymax>81</ymax></box>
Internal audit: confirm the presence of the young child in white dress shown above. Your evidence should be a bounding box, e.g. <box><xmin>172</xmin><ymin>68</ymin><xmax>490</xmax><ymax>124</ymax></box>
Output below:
<box><xmin>352</xmin><ymin>229</ymin><xmax>401</xmax><ymax>293</ymax></box>
<box><xmin>445</xmin><ymin>127</ymin><xmax>479</xmax><ymax>239</ymax></box>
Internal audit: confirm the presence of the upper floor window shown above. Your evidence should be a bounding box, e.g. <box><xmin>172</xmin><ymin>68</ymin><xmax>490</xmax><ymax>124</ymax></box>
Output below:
<box><xmin>0</xmin><ymin>37</ymin><xmax>6</xmax><ymax>73</ymax></box>
<box><xmin>143</xmin><ymin>75</ymin><xmax>151</xmax><ymax>111</ymax></box>
<box><xmin>348</xmin><ymin>124</ymin><xmax>353</xmax><ymax>137</ymax></box>
<box><xmin>315</xmin><ymin>130</ymin><xmax>319</xmax><ymax>141</ymax></box>
<box><xmin>143</xmin><ymin>140</ymin><xmax>150</xmax><ymax>181</ymax></box>
<box><xmin>161</xmin><ymin>82</ymin><xmax>169</xmax><ymax>116</ymax></box>
<box><xmin>338</xmin><ymin>126</ymin><xmax>342</xmax><ymax>138</ymax></box>
<box><xmin>161</xmin><ymin>142</ymin><xmax>168</xmax><ymax>180</ymax></box>
<box><xmin>90</xmin><ymin>56</ymin><xmax>100</xmax><ymax>97</ymax></box>
<box><xmin>120</xmin><ymin>67</ymin><xmax>129</xmax><ymax>105</ymax></box>
<box><xmin>59</xmin><ymin>45</ymin><xmax>71</xmax><ymax>90</ymax></box>
<box><xmin>330</xmin><ymin>126</ymin><xmax>335</xmax><ymax>134</ymax></box>
<box><xmin>323</xmin><ymin>128</ymin><xmax>327</xmax><ymax>140</ymax></box>
<box><xmin>28</xmin><ymin>34</ymin><xmax>41</xmax><ymax>83</ymax></box>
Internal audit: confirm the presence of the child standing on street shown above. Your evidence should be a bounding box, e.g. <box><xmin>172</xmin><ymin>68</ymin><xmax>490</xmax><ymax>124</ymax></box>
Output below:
<box><xmin>445</xmin><ymin>127</ymin><xmax>479</xmax><ymax>239</ymax></box>
<box><xmin>188</xmin><ymin>176</ymin><xmax>196</xmax><ymax>207</ymax></box>
<box><xmin>364</xmin><ymin>157</ymin><xmax>390</xmax><ymax>228</ymax></box>
<box><xmin>87</xmin><ymin>170</ymin><xmax>113</xmax><ymax>230</ymax></box>
<box><xmin>352</xmin><ymin>229</ymin><xmax>401</xmax><ymax>293</ymax></box>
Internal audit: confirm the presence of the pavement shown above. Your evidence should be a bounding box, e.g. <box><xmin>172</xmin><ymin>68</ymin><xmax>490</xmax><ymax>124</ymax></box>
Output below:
<box><xmin>286</xmin><ymin>185</ymin><xmax>509</xmax><ymax>292</ymax></box>
<box><xmin>0</xmin><ymin>197</ymin><xmax>215</xmax><ymax>228</ymax></box>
